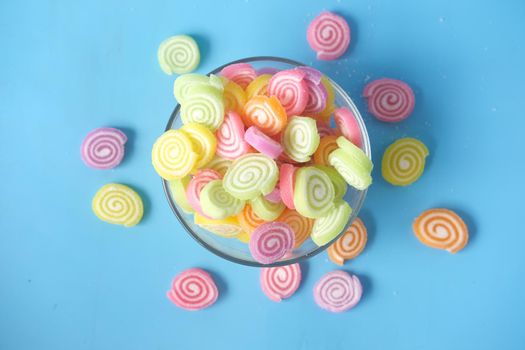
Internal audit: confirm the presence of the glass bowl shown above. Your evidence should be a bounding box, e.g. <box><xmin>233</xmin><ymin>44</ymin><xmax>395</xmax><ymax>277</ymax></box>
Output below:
<box><xmin>162</xmin><ymin>56</ymin><xmax>371</xmax><ymax>267</ymax></box>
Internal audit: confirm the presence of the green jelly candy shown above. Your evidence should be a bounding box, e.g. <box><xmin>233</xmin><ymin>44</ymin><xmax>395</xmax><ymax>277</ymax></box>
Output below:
<box><xmin>282</xmin><ymin>116</ymin><xmax>321</xmax><ymax>163</ymax></box>
<box><xmin>200</xmin><ymin>180</ymin><xmax>245</xmax><ymax>220</ymax></box>
<box><xmin>312</xmin><ymin>200</ymin><xmax>353</xmax><ymax>246</ymax></box>
<box><xmin>329</xmin><ymin>148</ymin><xmax>372</xmax><ymax>191</ymax></box>
<box><xmin>293</xmin><ymin>166</ymin><xmax>335</xmax><ymax>219</ymax></box>
<box><xmin>223</xmin><ymin>154</ymin><xmax>278</xmax><ymax>200</ymax></box>
<box><xmin>168</xmin><ymin>176</ymin><xmax>194</xmax><ymax>214</ymax></box>
<box><xmin>314</xmin><ymin>165</ymin><xmax>347</xmax><ymax>200</ymax></box>
<box><xmin>250</xmin><ymin>196</ymin><xmax>285</xmax><ymax>221</ymax></box>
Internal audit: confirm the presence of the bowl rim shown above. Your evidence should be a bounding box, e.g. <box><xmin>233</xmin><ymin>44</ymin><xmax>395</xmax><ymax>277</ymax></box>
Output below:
<box><xmin>162</xmin><ymin>56</ymin><xmax>370</xmax><ymax>267</ymax></box>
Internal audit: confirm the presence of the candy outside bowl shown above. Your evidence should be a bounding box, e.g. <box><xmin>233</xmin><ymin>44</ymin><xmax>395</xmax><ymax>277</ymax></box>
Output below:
<box><xmin>162</xmin><ymin>56</ymin><xmax>371</xmax><ymax>267</ymax></box>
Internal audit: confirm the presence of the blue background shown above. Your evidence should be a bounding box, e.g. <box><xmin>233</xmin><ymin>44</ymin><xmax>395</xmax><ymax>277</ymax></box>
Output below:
<box><xmin>1</xmin><ymin>0</ymin><xmax>524</xmax><ymax>349</ymax></box>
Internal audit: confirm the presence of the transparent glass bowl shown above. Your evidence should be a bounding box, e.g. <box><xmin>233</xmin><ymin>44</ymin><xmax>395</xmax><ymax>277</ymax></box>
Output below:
<box><xmin>162</xmin><ymin>56</ymin><xmax>371</xmax><ymax>267</ymax></box>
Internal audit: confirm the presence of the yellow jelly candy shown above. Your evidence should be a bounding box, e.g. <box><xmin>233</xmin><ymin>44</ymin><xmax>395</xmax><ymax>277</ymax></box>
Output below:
<box><xmin>194</xmin><ymin>213</ymin><xmax>243</xmax><ymax>237</ymax></box>
<box><xmin>222</xmin><ymin>78</ymin><xmax>246</xmax><ymax>115</ymax></box>
<box><xmin>92</xmin><ymin>183</ymin><xmax>143</xmax><ymax>227</ymax></box>
<box><xmin>181</xmin><ymin>123</ymin><xmax>217</xmax><ymax>171</ymax></box>
<box><xmin>152</xmin><ymin>130</ymin><xmax>198</xmax><ymax>180</ymax></box>
<box><xmin>382</xmin><ymin>137</ymin><xmax>429</xmax><ymax>186</ymax></box>
<box><xmin>246</xmin><ymin>74</ymin><xmax>271</xmax><ymax>100</ymax></box>
<box><xmin>168</xmin><ymin>176</ymin><xmax>194</xmax><ymax>213</ymax></box>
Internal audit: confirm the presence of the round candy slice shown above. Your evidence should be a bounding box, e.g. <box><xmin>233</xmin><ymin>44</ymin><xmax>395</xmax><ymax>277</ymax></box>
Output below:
<box><xmin>152</xmin><ymin>130</ymin><xmax>198</xmax><ymax>180</ymax></box>
<box><xmin>157</xmin><ymin>35</ymin><xmax>200</xmax><ymax>75</ymax></box>
<box><xmin>382</xmin><ymin>137</ymin><xmax>428</xmax><ymax>186</ymax></box>
<box><xmin>180</xmin><ymin>85</ymin><xmax>224</xmax><ymax>131</ymax></box>
<box><xmin>307</xmin><ymin>12</ymin><xmax>351</xmax><ymax>60</ymax></box>
<box><xmin>215</xmin><ymin>111</ymin><xmax>250</xmax><ymax>160</ymax></box>
<box><xmin>311</xmin><ymin>200</ymin><xmax>352</xmax><ymax>246</ymax></box>
<box><xmin>327</xmin><ymin>217</ymin><xmax>367</xmax><ymax>265</ymax></box>
<box><xmin>282</xmin><ymin>116</ymin><xmax>320</xmax><ymax>163</ymax></box>
<box><xmin>243</xmin><ymin>95</ymin><xmax>287</xmax><ymax>136</ymax></box>
<box><xmin>336</xmin><ymin>136</ymin><xmax>373</xmax><ymax>172</ymax></box>
<box><xmin>314</xmin><ymin>270</ymin><xmax>362</xmax><ymax>312</ymax></box>
<box><xmin>315</xmin><ymin>165</ymin><xmax>347</xmax><ymax>200</ymax></box>
<box><xmin>260</xmin><ymin>263</ymin><xmax>301</xmax><ymax>302</ymax></box>
<box><xmin>363</xmin><ymin>78</ymin><xmax>415</xmax><ymax>122</ymax></box>
<box><xmin>297</xmin><ymin>66</ymin><xmax>327</xmax><ymax>115</ymax></box>
<box><xmin>166</xmin><ymin>268</ymin><xmax>218</xmax><ymax>311</ymax></box>
<box><xmin>244</xmin><ymin>126</ymin><xmax>283</xmax><ymax>159</ymax></box>
<box><xmin>220</xmin><ymin>63</ymin><xmax>256</xmax><ymax>89</ymax></box>
<box><xmin>267</xmin><ymin>69</ymin><xmax>309</xmax><ymax>116</ymax></box>
<box><xmin>223</xmin><ymin>153</ymin><xmax>278</xmax><ymax>200</ymax></box>
<box><xmin>173</xmin><ymin>74</ymin><xmax>222</xmax><ymax>103</ymax></box>
<box><xmin>250</xmin><ymin>195</ymin><xmax>285</xmax><ymax>221</ymax></box>
<box><xmin>329</xmin><ymin>149</ymin><xmax>372</xmax><ymax>191</ymax></box>
<box><xmin>246</xmin><ymin>74</ymin><xmax>271</xmax><ymax>100</ymax></box>
<box><xmin>206</xmin><ymin>155</ymin><xmax>232</xmax><ymax>176</ymax></box>
<box><xmin>276</xmin><ymin>209</ymin><xmax>314</xmax><ymax>248</ymax></box>
<box><xmin>92</xmin><ymin>183</ymin><xmax>143</xmax><ymax>227</ymax></box>
<box><xmin>293</xmin><ymin>166</ymin><xmax>335</xmax><ymax>219</ymax></box>
<box><xmin>237</xmin><ymin>203</ymin><xmax>266</xmax><ymax>233</ymax></box>
<box><xmin>222</xmin><ymin>78</ymin><xmax>246</xmax><ymax>114</ymax></box>
<box><xmin>200</xmin><ymin>180</ymin><xmax>245</xmax><ymax>220</ymax></box>
<box><xmin>81</xmin><ymin>127</ymin><xmax>127</xmax><ymax>169</ymax></box>
<box><xmin>186</xmin><ymin>169</ymin><xmax>222</xmax><ymax>216</ymax></box>
<box><xmin>249</xmin><ymin>222</ymin><xmax>295</xmax><ymax>264</ymax></box>
<box><xmin>181</xmin><ymin>123</ymin><xmax>217</xmax><ymax>171</ymax></box>
<box><xmin>194</xmin><ymin>213</ymin><xmax>243</xmax><ymax>237</ymax></box>
<box><xmin>313</xmin><ymin>135</ymin><xmax>338</xmax><ymax>166</ymax></box>
<box><xmin>413</xmin><ymin>209</ymin><xmax>469</xmax><ymax>253</ymax></box>
<box><xmin>168</xmin><ymin>176</ymin><xmax>194</xmax><ymax>214</ymax></box>
<box><xmin>279</xmin><ymin>164</ymin><xmax>296</xmax><ymax>210</ymax></box>
<box><xmin>334</xmin><ymin>107</ymin><xmax>363</xmax><ymax>148</ymax></box>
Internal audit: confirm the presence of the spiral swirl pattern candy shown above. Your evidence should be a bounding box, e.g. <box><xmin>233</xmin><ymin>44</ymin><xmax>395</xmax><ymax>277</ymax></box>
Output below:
<box><xmin>222</xmin><ymin>78</ymin><xmax>246</xmax><ymax>114</ymax></box>
<box><xmin>249</xmin><ymin>222</ymin><xmax>295</xmax><ymax>264</ymax></box>
<box><xmin>336</xmin><ymin>136</ymin><xmax>373</xmax><ymax>173</ymax></box>
<box><xmin>313</xmin><ymin>135</ymin><xmax>338</xmax><ymax>166</ymax></box>
<box><xmin>152</xmin><ymin>130</ymin><xmax>198</xmax><ymax>180</ymax></box>
<box><xmin>268</xmin><ymin>70</ymin><xmax>309</xmax><ymax>116</ymax></box>
<box><xmin>215</xmin><ymin>111</ymin><xmax>250</xmax><ymax>160</ymax></box>
<box><xmin>307</xmin><ymin>12</ymin><xmax>351</xmax><ymax>60</ymax></box>
<box><xmin>334</xmin><ymin>107</ymin><xmax>363</xmax><ymax>148</ymax></box>
<box><xmin>237</xmin><ymin>203</ymin><xmax>266</xmax><ymax>233</ymax></box>
<box><xmin>314</xmin><ymin>270</ymin><xmax>362</xmax><ymax>312</ymax></box>
<box><xmin>297</xmin><ymin>67</ymin><xmax>328</xmax><ymax>115</ymax></box>
<box><xmin>329</xmin><ymin>149</ymin><xmax>372</xmax><ymax>191</ymax></box>
<box><xmin>283</xmin><ymin>116</ymin><xmax>321</xmax><ymax>163</ymax></box>
<box><xmin>223</xmin><ymin>154</ymin><xmax>278</xmax><ymax>200</ymax></box>
<box><xmin>327</xmin><ymin>217</ymin><xmax>367</xmax><ymax>265</ymax></box>
<box><xmin>181</xmin><ymin>123</ymin><xmax>217</xmax><ymax>171</ymax></box>
<box><xmin>413</xmin><ymin>209</ymin><xmax>469</xmax><ymax>253</ymax></box>
<box><xmin>220</xmin><ymin>63</ymin><xmax>257</xmax><ymax>89</ymax></box>
<box><xmin>157</xmin><ymin>35</ymin><xmax>200</xmax><ymax>75</ymax></box>
<box><xmin>279</xmin><ymin>164</ymin><xmax>296</xmax><ymax>209</ymax></box>
<box><xmin>92</xmin><ymin>183</ymin><xmax>143</xmax><ymax>227</ymax></box>
<box><xmin>315</xmin><ymin>165</ymin><xmax>347</xmax><ymax>201</ymax></box>
<box><xmin>81</xmin><ymin>127</ymin><xmax>127</xmax><ymax>169</ymax></box>
<box><xmin>250</xmin><ymin>195</ymin><xmax>285</xmax><ymax>221</ymax></box>
<box><xmin>180</xmin><ymin>85</ymin><xmax>224</xmax><ymax>131</ymax></box>
<box><xmin>382</xmin><ymin>137</ymin><xmax>429</xmax><ymax>186</ymax></box>
<box><xmin>276</xmin><ymin>209</ymin><xmax>314</xmax><ymax>248</ymax></box>
<box><xmin>243</xmin><ymin>95</ymin><xmax>287</xmax><ymax>136</ymax></box>
<box><xmin>363</xmin><ymin>78</ymin><xmax>415</xmax><ymax>122</ymax></box>
<box><xmin>311</xmin><ymin>200</ymin><xmax>352</xmax><ymax>246</ymax></box>
<box><xmin>173</xmin><ymin>74</ymin><xmax>221</xmax><ymax>103</ymax></box>
<box><xmin>293</xmin><ymin>166</ymin><xmax>335</xmax><ymax>219</ymax></box>
<box><xmin>186</xmin><ymin>169</ymin><xmax>222</xmax><ymax>216</ymax></box>
<box><xmin>206</xmin><ymin>155</ymin><xmax>232</xmax><ymax>176</ymax></box>
<box><xmin>166</xmin><ymin>268</ymin><xmax>218</xmax><ymax>311</ymax></box>
<box><xmin>246</xmin><ymin>74</ymin><xmax>271</xmax><ymax>100</ymax></box>
<box><xmin>260</xmin><ymin>263</ymin><xmax>301</xmax><ymax>302</ymax></box>
<box><xmin>200</xmin><ymin>180</ymin><xmax>245</xmax><ymax>220</ymax></box>
<box><xmin>168</xmin><ymin>176</ymin><xmax>194</xmax><ymax>214</ymax></box>
<box><xmin>194</xmin><ymin>213</ymin><xmax>243</xmax><ymax>237</ymax></box>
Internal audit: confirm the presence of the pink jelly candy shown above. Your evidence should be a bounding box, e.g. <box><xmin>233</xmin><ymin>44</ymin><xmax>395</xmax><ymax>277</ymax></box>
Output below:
<box><xmin>279</xmin><ymin>163</ymin><xmax>296</xmax><ymax>210</ymax></box>
<box><xmin>363</xmin><ymin>78</ymin><xmax>415</xmax><ymax>122</ymax></box>
<box><xmin>260</xmin><ymin>263</ymin><xmax>301</xmax><ymax>302</ymax></box>
<box><xmin>81</xmin><ymin>127</ymin><xmax>127</xmax><ymax>169</ymax></box>
<box><xmin>215</xmin><ymin>111</ymin><xmax>250</xmax><ymax>160</ymax></box>
<box><xmin>267</xmin><ymin>69</ymin><xmax>309</xmax><ymax>116</ymax></box>
<box><xmin>220</xmin><ymin>63</ymin><xmax>257</xmax><ymax>89</ymax></box>
<box><xmin>249</xmin><ymin>222</ymin><xmax>295</xmax><ymax>264</ymax></box>
<box><xmin>307</xmin><ymin>11</ymin><xmax>351</xmax><ymax>60</ymax></box>
<box><xmin>244</xmin><ymin>126</ymin><xmax>283</xmax><ymax>159</ymax></box>
<box><xmin>167</xmin><ymin>268</ymin><xmax>219</xmax><ymax>311</ymax></box>
<box><xmin>334</xmin><ymin>107</ymin><xmax>362</xmax><ymax>148</ymax></box>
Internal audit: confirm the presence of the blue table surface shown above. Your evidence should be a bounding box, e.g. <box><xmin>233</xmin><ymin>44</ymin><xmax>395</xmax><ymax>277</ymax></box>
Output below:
<box><xmin>1</xmin><ymin>0</ymin><xmax>524</xmax><ymax>349</ymax></box>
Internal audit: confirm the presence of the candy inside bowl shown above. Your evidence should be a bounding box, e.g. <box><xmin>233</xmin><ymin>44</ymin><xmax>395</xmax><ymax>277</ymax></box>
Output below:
<box><xmin>160</xmin><ymin>56</ymin><xmax>371</xmax><ymax>267</ymax></box>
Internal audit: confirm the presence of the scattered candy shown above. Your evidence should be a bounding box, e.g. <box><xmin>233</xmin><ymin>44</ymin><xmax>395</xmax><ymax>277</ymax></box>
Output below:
<box><xmin>413</xmin><ymin>209</ymin><xmax>469</xmax><ymax>253</ymax></box>
<box><xmin>237</xmin><ymin>203</ymin><xmax>266</xmax><ymax>233</ymax></box>
<box><xmin>173</xmin><ymin>74</ymin><xmax>222</xmax><ymax>103</ymax></box>
<box><xmin>181</xmin><ymin>122</ymin><xmax>217</xmax><ymax>171</ymax></box>
<box><xmin>243</xmin><ymin>95</ymin><xmax>287</xmax><ymax>136</ymax></box>
<box><xmin>222</xmin><ymin>78</ymin><xmax>246</xmax><ymax>115</ymax></box>
<box><xmin>245</xmin><ymin>126</ymin><xmax>283</xmax><ymax>159</ymax></box>
<box><xmin>268</xmin><ymin>69</ymin><xmax>309</xmax><ymax>116</ymax></box>
<box><xmin>315</xmin><ymin>165</ymin><xmax>347</xmax><ymax>200</ymax></box>
<box><xmin>249</xmin><ymin>222</ymin><xmax>295</xmax><ymax>264</ymax></box>
<box><xmin>194</xmin><ymin>213</ymin><xmax>243</xmax><ymax>237</ymax></box>
<box><xmin>307</xmin><ymin>12</ymin><xmax>351</xmax><ymax>60</ymax></box>
<box><xmin>206</xmin><ymin>155</ymin><xmax>232</xmax><ymax>176</ymax></box>
<box><xmin>311</xmin><ymin>200</ymin><xmax>352</xmax><ymax>246</ymax></box>
<box><xmin>264</xmin><ymin>187</ymin><xmax>282</xmax><ymax>203</ymax></box>
<box><xmin>293</xmin><ymin>166</ymin><xmax>335</xmax><ymax>219</ymax></box>
<box><xmin>261</xmin><ymin>263</ymin><xmax>301</xmax><ymax>302</ymax></box>
<box><xmin>220</xmin><ymin>63</ymin><xmax>257</xmax><ymax>89</ymax></box>
<box><xmin>297</xmin><ymin>66</ymin><xmax>328</xmax><ymax>115</ymax></box>
<box><xmin>363</xmin><ymin>78</ymin><xmax>415</xmax><ymax>122</ymax></box>
<box><xmin>382</xmin><ymin>137</ymin><xmax>429</xmax><ymax>186</ymax></box>
<box><xmin>246</xmin><ymin>74</ymin><xmax>271</xmax><ymax>100</ymax></box>
<box><xmin>167</xmin><ymin>268</ymin><xmax>218</xmax><ymax>311</ymax></box>
<box><xmin>92</xmin><ymin>183</ymin><xmax>143</xmax><ymax>227</ymax></box>
<box><xmin>334</xmin><ymin>107</ymin><xmax>363</xmax><ymax>148</ymax></box>
<box><xmin>251</xmin><ymin>195</ymin><xmax>286</xmax><ymax>221</ymax></box>
<box><xmin>186</xmin><ymin>169</ymin><xmax>222</xmax><ymax>216</ymax></box>
<box><xmin>314</xmin><ymin>270</ymin><xmax>362</xmax><ymax>312</ymax></box>
<box><xmin>223</xmin><ymin>153</ymin><xmax>278</xmax><ymax>200</ymax></box>
<box><xmin>200</xmin><ymin>180</ymin><xmax>245</xmax><ymax>220</ymax></box>
<box><xmin>152</xmin><ymin>130</ymin><xmax>198</xmax><ymax>180</ymax></box>
<box><xmin>168</xmin><ymin>176</ymin><xmax>194</xmax><ymax>214</ymax></box>
<box><xmin>180</xmin><ymin>85</ymin><xmax>224</xmax><ymax>131</ymax></box>
<box><xmin>215</xmin><ymin>111</ymin><xmax>250</xmax><ymax>160</ymax></box>
<box><xmin>276</xmin><ymin>209</ymin><xmax>314</xmax><ymax>248</ymax></box>
<box><xmin>81</xmin><ymin>127</ymin><xmax>127</xmax><ymax>169</ymax></box>
<box><xmin>279</xmin><ymin>164</ymin><xmax>296</xmax><ymax>210</ymax></box>
<box><xmin>313</xmin><ymin>135</ymin><xmax>338</xmax><ymax>166</ymax></box>
<box><xmin>282</xmin><ymin>116</ymin><xmax>320</xmax><ymax>163</ymax></box>
<box><xmin>327</xmin><ymin>217</ymin><xmax>367</xmax><ymax>265</ymax></box>
<box><xmin>158</xmin><ymin>35</ymin><xmax>200</xmax><ymax>75</ymax></box>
